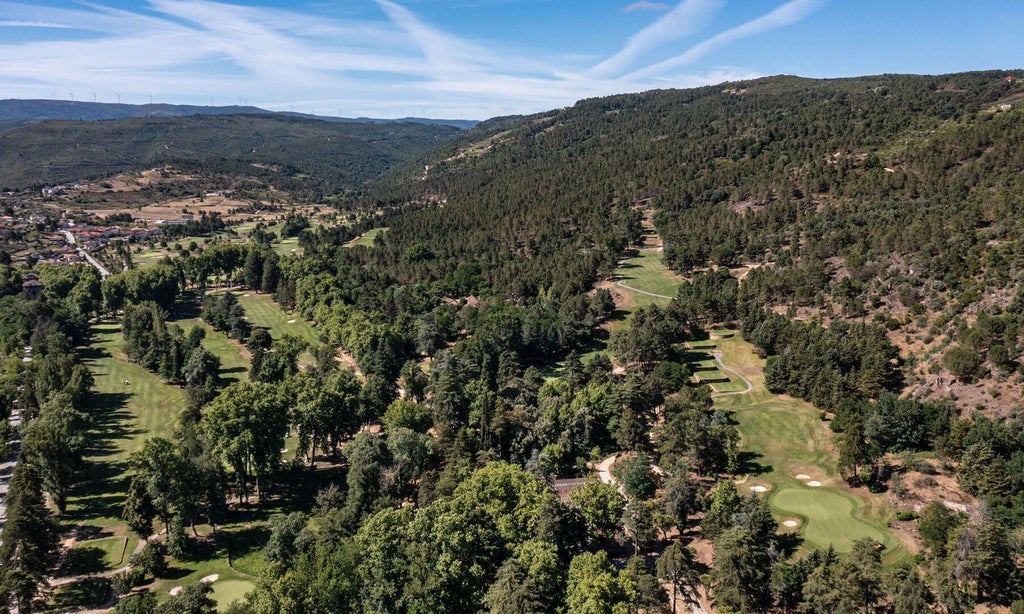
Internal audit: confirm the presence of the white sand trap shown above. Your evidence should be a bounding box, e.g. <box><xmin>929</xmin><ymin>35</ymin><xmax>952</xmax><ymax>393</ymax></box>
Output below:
<box><xmin>287</xmin><ymin>319</ymin><xmax>297</xmax><ymax>323</ymax></box>
<box><xmin>750</xmin><ymin>485</ymin><xmax>769</xmax><ymax>493</ymax></box>
<box><xmin>795</xmin><ymin>474</ymin><xmax>811</xmax><ymax>480</ymax></box>
<box><xmin>243</xmin><ymin>294</ymin><xmax>250</xmax><ymax>297</ymax></box>
<box><xmin>782</xmin><ymin>520</ymin><xmax>799</xmax><ymax>527</ymax></box>
<box><xmin>806</xmin><ymin>480</ymin><xmax>822</xmax><ymax>487</ymax></box>
<box><xmin>200</xmin><ymin>574</ymin><xmax>219</xmax><ymax>583</ymax></box>
<box><xmin>169</xmin><ymin>586</ymin><xmax>183</xmax><ymax>596</ymax></box>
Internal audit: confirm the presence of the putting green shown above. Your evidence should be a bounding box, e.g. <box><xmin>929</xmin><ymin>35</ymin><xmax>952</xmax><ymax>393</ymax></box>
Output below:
<box><xmin>769</xmin><ymin>483</ymin><xmax>892</xmax><ymax>552</ymax></box>
<box><xmin>211</xmin><ymin>579</ymin><xmax>255</xmax><ymax>611</ymax></box>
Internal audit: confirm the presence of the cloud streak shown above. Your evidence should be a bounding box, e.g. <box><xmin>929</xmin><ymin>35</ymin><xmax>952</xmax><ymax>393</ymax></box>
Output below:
<box><xmin>623</xmin><ymin>2</ymin><xmax>671</xmax><ymax>12</ymax></box>
<box><xmin>590</xmin><ymin>0</ymin><xmax>725</xmax><ymax>78</ymax></box>
<box><xmin>626</xmin><ymin>0</ymin><xmax>828</xmax><ymax>80</ymax></box>
<box><xmin>0</xmin><ymin>0</ymin><xmax>802</xmax><ymax>118</ymax></box>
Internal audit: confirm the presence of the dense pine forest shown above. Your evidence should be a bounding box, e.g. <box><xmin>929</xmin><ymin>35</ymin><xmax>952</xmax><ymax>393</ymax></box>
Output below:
<box><xmin>2</xmin><ymin>71</ymin><xmax>1024</xmax><ymax>613</ymax></box>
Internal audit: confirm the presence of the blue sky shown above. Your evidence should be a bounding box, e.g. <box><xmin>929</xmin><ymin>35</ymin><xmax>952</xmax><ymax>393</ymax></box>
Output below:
<box><xmin>1</xmin><ymin>0</ymin><xmax>1022</xmax><ymax>119</ymax></box>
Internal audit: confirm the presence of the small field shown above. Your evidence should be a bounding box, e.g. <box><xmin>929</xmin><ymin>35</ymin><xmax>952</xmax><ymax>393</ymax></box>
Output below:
<box><xmin>612</xmin><ymin>248</ymin><xmax>683</xmax><ymax>308</ymax></box>
<box><xmin>171</xmin><ymin>316</ymin><xmax>249</xmax><ymax>383</ymax></box>
<box><xmin>235</xmin><ymin>292</ymin><xmax>320</xmax><ymax>347</ymax></box>
<box><xmin>711</xmin><ymin>333</ymin><xmax>900</xmax><ymax>557</ymax></box>
<box><xmin>273</xmin><ymin>235</ymin><xmax>302</xmax><ymax>257</ymax></box>
<box><xmin>345</xmin><ymin>227</ymin><xmax>388</xmax><ymax>248</ymax></box>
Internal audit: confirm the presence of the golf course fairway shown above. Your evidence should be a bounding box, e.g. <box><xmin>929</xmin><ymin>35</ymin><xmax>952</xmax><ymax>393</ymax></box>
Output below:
<box><xmin>708</xmin><ymin>332</ymin><xmax>901</xmax><ymax>557</ymax></box>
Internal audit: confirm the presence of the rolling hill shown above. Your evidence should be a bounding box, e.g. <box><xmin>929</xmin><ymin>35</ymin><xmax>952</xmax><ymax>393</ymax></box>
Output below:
<box><xmin>0</xmin><ymin>98</ymin><xmax>477</xmax><ymax>129</ymax></box>
<box><xmin>0</xmin><ymin>113</ymin><xmax>461</xmax><ymax>193</ymax></box>
<box><xmin>352</xmin><ymin>70</ymin><xmax>1024</xmax><ymax>408</ymax></box>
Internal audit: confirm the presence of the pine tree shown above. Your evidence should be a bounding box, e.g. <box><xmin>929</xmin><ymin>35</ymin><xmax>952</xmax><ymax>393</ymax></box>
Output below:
<box><xmin>0</xmin><ymin>457</ymin><xmax>59</xmax><ymax>612</ymax></box>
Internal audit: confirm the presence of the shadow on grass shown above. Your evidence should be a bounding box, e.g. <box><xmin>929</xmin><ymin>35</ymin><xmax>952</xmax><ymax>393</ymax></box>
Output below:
<box><xmin>221</xmin><ymin>366</ymin><xmax>247</xmax><ymax>376</ymax></box>
<box><xmin>159</xmin><ymin>565</ymin><xmax>195</xmax><ymax>581</ymax></box>
<box><xmin>736</xmin><ymin>450</ymin><xmax>771</xmax><ymax>476</ymax></box>
<box><xmin>61</xmin><ymin>546</ymin><xmax>109</xmax><ymax>576</ymax></box>
<box><xmin>74</xmin><ymin>525</ymin><xmax>114</xmax><ymax>541</ymax></box>
<box><xmin>50</xmin><ymin>577</ymin><xmax>112</xmax><ymax>611</ymax></box>
<box><xmin>65</xmin><ymin>388</ymin><xmax>138</xmax><ymax>524</ymax></box>
<box><xmin>222</xmin><ymin>525</ymin><xmax>271</xmax><ymax>574</ymax></box>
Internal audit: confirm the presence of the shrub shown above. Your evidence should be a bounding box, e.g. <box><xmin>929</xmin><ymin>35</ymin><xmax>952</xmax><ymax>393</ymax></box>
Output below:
<box><xmin>110</xmin><ymin>568</ymin><xmax>143</xmax><ymax>596</ymax></box>
<box><xmin>943</xmin><ymin>345</ymin><xmax>981</xmax><ymax>382</ymax></box>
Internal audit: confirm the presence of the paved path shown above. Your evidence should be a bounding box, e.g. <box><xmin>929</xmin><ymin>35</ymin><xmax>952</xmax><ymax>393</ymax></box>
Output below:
<box><xmin>709</xmin><ymin>350</ymin><xmax>753</xmax><ymax>397</ymax></box>
<box><xmin>596</xmin><ymin>454</ymin><xmax>617</xmax><ymax>486</ymax></box>
<box><xmin>62</xmin><ymin>230</ymin><xmax>111</xmax><ymax>278</ymax></box>
<box><xmin>615</xmin><ymin>279</ymin><xmax>673</xmax><ymax>300</ymax></box>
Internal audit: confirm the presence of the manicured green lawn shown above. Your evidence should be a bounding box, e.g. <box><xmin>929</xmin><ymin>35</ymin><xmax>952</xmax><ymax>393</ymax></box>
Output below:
<box><xmin>65</xmin><ymin>321</ymin><xmax>186</xmax><ymax>570</ymax></box>
<box><xmin>711</xmin><ymin>333</ymin><xmax>901</xmax><ymax>557</ymax></box>
<box><xmin>710</xmin><ymin>379</ymin><xmax>749</xmax><ymax>393</ymax></box>
<box><xmin>64</xmin><ymin>315</ymin><xmax>334</xmax><ymax>611</ymax></box>
<box><xmin>695</xmin><ymin>369</ymin><xmax>727</xmax><ymax>380</ymax></box>
<box><xmin>581</xmin><ymin>248</ymin><xmax>682</xmax><ymax>364</ymax></box>
<box><xmin>770</xmin><ymin>485</ymin><xmax>891</xmax><ymax>553</ymax></box>
<box><xmin>132</xmin><ymin>246</ymin><xmax>174</xmax><ymax>268</ymax></box>
<box><xmin>613</xmin><ymin>249</ymin><xmax>683</xmax><ymax>306</ymax></box>
<box><xmin>346</xmin><ymin>227</ymin><xmax>387</xmax><ymax>248</ymax></box>
<box><xmin>273</xmin><ymin>236</ymin><xmax>302</xmax><ymax>257</ymax></box>
<box><xmin>235</xmin><ymin>292</ymin><xmax>320</xmax><ymax>346</ymax></box>
<box><xmin>80</xmin><ymin>322</ymin><xmax>185</xmax><ymax>464</ymax></box>
<box><xmin>149</xmin><ymin>551</ymin><xmax>254</xmax><ymax>612</ymax></box>
<box><xmin>171</xmin><ymin>316</ymin><xmax>249</xmax><ymax>383</ymax></box>
<box><xmin>65</xmin><ymin>536</ymin><xmax>131</xmax><ymax>574</ymax></box>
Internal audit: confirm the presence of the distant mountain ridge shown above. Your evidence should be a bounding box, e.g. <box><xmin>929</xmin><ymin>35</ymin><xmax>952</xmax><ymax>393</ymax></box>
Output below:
<box><xmin>0</xmin><ymin>113</ymin><xmax>461</xmax><ymax>192</ymax></box>
<box><xmin>0</xmin><ymin>99</ymin><xmax>478</xmax><ymax>129</ymax></box>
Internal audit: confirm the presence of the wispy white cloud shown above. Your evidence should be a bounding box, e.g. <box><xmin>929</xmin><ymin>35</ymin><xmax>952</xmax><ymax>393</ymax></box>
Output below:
<box><xmin>627</xmin><ymin>0</ymin><xmax>828</xmax><ymax>80</ymax></box>
<box><xmin>623</xmin><ymin>2</ymin><xmax>672</xmax><ymax>13</ymax></box>
<box><xmin>590</xmin><ymin>0</ymin><xmax>725</xmax><ymax>78</ymax></box>
<box><xmin>0</xmin><ymin>0</ymin><xmax>798</xmax><ymax>118</ymax></box>
<box><xmin>0</xmin><ymin>20</ymin><xmax>77</xmax><ymax>28</ymax></box>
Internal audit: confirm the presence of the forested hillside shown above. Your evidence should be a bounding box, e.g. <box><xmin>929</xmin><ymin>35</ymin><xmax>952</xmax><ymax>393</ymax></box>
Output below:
<box><xmin>0</xmin><ymin>114</ymin><xmax>461</xmax><ymax>195</ymax></box>
<box><xmin>4</xmin><ymin>71</ymin><xmax>1024</xmax><ymax>613</ymax></box>
<box><xmin>353</xmin><ymin>70</ymin><xmax>1024</xmax><ymax>407</ymax></box>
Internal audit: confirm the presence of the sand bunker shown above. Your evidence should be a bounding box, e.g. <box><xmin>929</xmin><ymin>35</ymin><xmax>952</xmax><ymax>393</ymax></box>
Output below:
<box><xmin>170</xmin><ymin>586</ymin><xmax>182</xmax><ymax>596</ymax></box>
<box><xmin>243</xmin><ymin>294</ymin><xmax>250</xmax><ymax>297</ymax></box>
<box><xmin>200</xmin><ymin>574</ymin><xmax>219</xmax><ymax>583</ymax></box>
<box><xmin>806</xmin><ymin>480</ymin><xmax>822</xmax><ymax>487</ymax></box>
<box><xmin>287</xmin><ymin>319</ymin><xmax>297</xmax><ymax>323</ymax></box>
<box><xmin>750</xmin><ymin>485</ymin><xmax>769</xmax><ymax>493</ymax></box>
<box><xmin>782</xmin><ymin>520</ymin><xmax>799</xmax><ymax>527</ymax></box>
<box><xmin>795</xmin><ymin>474</ymin><xmax>811</xmax><ymax>480</ymax></box>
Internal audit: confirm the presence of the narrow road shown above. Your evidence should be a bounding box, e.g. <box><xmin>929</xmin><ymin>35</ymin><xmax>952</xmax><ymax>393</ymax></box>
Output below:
<box><xmin>62</xmin><ymin>230</ymin><xmax>111</xmax><ymax>278</ymax></box>
<box><xmin>596</xmin><ymin>454</ymin><xmax>617</xmax><ymax>486</ymax></box>
<box><xmin>709</xmin><ymin>350</ymin><xmax>753</xmax><ymax>397</ymax></box>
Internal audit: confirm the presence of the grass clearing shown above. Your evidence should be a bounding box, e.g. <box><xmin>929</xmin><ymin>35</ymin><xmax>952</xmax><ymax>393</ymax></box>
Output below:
<box><xmin>346</xmin><ymin>227</ymin><xmax>387</xmax><ymax>248</ymax></box>
<box><xmin>235</xmin><ymin>292</ymin><xmax>320</xmax><ymax>347</ymax></box>
<box><xmin>171</xmin><ymin>315</ymin><xmax>249</xmax><ymax>383</ymax></box>
<box><xmin>65</xmin><ymin>314</ymin><xmax>339</xmax><ymax>611</ymax></box>
<box><xmin>581</xmin><ymin>249</ymin><xmax>682</xmax><ymax>364</ymax></box>
<box><xmin>273</xmin><ymin>236</ymin><xmax>302</xmax><ymax>257</ymax></box>
<box><xmin>613</xmin><ymin>249</ymin><xmax>683</xmax><ymax>306</ymax></box>
<box><xmin>710</xmin><ymin>379</ymin><xmax>749</xmax><ymax>393</ymax></box>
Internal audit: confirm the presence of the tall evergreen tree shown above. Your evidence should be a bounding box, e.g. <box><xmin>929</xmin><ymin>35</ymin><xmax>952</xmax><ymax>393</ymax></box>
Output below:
<box><xmin>0</xmin><ymin>457</ymin><xmax>59</xmax><ymax>612</ymax></box>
